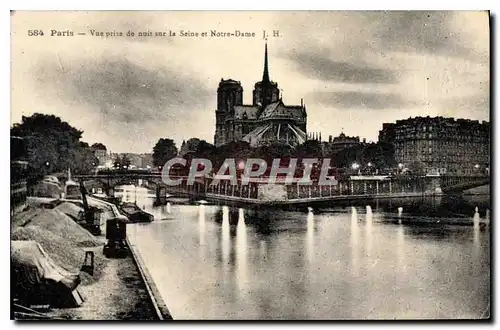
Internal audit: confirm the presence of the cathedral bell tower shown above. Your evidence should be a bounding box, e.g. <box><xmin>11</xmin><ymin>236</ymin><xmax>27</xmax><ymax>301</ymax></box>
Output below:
<box><xmin>253</xmin><ymin>43</ymin><xmax>280</xmax><ymax>109</ymax></box>
<box><xmin>214</xmin><ymin>79</ymin><xmax>243</xmax><ymax>147</ymax></box>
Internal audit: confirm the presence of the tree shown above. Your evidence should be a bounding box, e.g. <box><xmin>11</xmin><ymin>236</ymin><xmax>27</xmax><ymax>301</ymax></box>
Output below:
<box><xmin>74</xmin><ymin>143</ymin><xmax>99</xmax><ymax>174</ymax></box>
<box><xmin>91</xmin><ymin>143</ymin><xmax>107</xmax><ymax>151</ymax></box>
<box><xmin>293</xmin><ymin>140</ymin><xmax>323</xmax><ymax>160</ymax></box>
<box><xmin>407</xmin><ymin>161</ymin><xmax>425</xmax><ymax>176</ymax></box>
<box><xmin>331</xmin><ymin>145</ymin><xmax>362</xmax><ymax>169</ymax></box>
<box><xmin>120</xmin><ymin>154</ymin><xmax>131</xmax><ymax>168</ymax></box>
<box><xmin>181</xmin><ymin>138</ymin><xmax>215</xmax><ymax>159</ymax></box>
<box><xmin>113</xmin><ymin>156</ymin><xmax>122</xmax><ymax>169</ymax></box>
<box><xmin>152</xmin><ymin>138</ymin><xmax>178</xmax><ymax>168</ymax></box>
<box><xmin>10</xmin><ymin>113</ymin><xmax>97</xmax><ymax>181</ymax></box>
<box><xmin>112</xmin><ymin>154</ymin><xmax>131</xmax><ymax>169</ymax></box>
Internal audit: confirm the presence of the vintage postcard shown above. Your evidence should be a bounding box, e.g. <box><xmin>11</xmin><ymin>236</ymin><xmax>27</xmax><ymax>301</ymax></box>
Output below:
<box><xmin>10</xmin><ymin>11</ymin><xmax>490</xmax><ymax>320</ymax></box>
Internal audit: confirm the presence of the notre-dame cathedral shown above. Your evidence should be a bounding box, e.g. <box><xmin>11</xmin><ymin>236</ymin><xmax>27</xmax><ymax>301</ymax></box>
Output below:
<box><xmin>214</xmin><ymin>44</ymin><xmax>308</xmax><ymax>147</ymax></box>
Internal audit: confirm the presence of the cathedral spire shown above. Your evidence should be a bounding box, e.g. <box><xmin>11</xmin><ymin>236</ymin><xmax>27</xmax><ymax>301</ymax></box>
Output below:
<box><xmin>262</xmin><ymin>42</ymin><xmax>270</xmax><ymax>83</ymax></box>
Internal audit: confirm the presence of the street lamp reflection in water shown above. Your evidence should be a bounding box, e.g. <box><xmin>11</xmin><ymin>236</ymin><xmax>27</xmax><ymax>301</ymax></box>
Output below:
<box><xmin>221</xmin><ymin>206</ymin><xmax>230</xmax><ymax>269</ymax></box>
<box><xmin>473</xmin><ymin>209</ymin><xmax>480</xmax><ymax>230</ymax></box>
<box><xmin>473</xmin><ymin>210</ymin><xmax>481</xmax><ymax>254</ymax></box>
<box><xmin>366</xmin><ymin>205</ymin><xmax>373</xmax><ymax>228</ymax></box>
<box><xmin>350</xmin><ymin>207</ymin><xmax>360</xmax><ymax>273</ymax></box>
<box><xmin>396</xmin><ymin>225</ymin><xmax>405</xmax><ymax>270</ymax></box>
<box><xmin>198</xmin><ymin>204</ymin><xmax>206</xmax><ymax>247</ymax></box>
<box><xmin>236</xmin><ymin>208</ymin><xmax>248</xmax><ymax>295</ymax></box>
<box><xmin>351</xmin><ymin>207</ymin><xmax>358</xmax><ymax>225</ymax></box>
<box><xmin>306</xmin><ymin>209</ymin><xmax>314</xmax><ymax>263</ymax></box>
<box><xmin>365</xmin><ymin>205</ymin><xmax>373</xmax><ymax>257</ymax></box>
<box><xmin>238</xmin><ymin>208</ymin><xmax>245</xmax><ymax>226</ymax></box>
<box><xmin>199</xmin><ymin>205</ymin><xmax>206</xmax><ymax>228</ymax></box>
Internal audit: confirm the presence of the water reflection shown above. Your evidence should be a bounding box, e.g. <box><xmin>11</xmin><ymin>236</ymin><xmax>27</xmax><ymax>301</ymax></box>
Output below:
<box><xmin>473</xmin><ymin>210</ymin><xmax>480</xmax><ymax>230</ymax></box>
<box><xmin>236</xmin><ymin>208</ymin><xmax>248</xmax><ymax>295</ymax></box>
<box><xmin>221</xmin><ymin>206</ymin><xmax>230</xmax><ymax>269</ymax></box>
<box><xmin>127</xmin><ymin>194</ymin><xmax>490</xmax><ymax>320</ymax></box>
<box><xmin>259</xmin><ymin>239</ymin><xmax>267</xmax><ymax>260</ymax></box>
<box><xmin>306</xmin><ymin>210</ymin><xmax>314</xmax><ymax>263</ymax></box>
<box><xmin>198</xmin><ymin>204</ymin><xmax>206</xmax><ymax>246</ymax></box>
<box><xmin>350</xmin><ymin>207</ymin><xmax>360</xmax><ymax>273</ymax></box>
<box><xmin>365</xmin><ymin>205</ymin><xmax>373</xmax><ymax>257</ymax></box>
<box><xmin>382</xmin><ymin>195</ymin><xmax>488</xmax><ymax>219</ymax></box>
<box><xmin>396</xmin><ymin>225</ymin><xmax>405</xmax><ymax>270</ymax></box>
<box><xmin>473</xmin><ymin>210</ymin><xmax>481</xmax><ymax>255</ymax></box>
<box><xmin>350</xmin><ymin>207</ymin><xmax>359</xmax><ymax>246</ymax></box>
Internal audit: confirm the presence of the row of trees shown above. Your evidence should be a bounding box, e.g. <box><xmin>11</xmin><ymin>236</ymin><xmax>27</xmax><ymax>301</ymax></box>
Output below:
<box><xmin>11</xmin><ymin>113</ymin><xmax>100</xmax><ymax>184</ymax></box>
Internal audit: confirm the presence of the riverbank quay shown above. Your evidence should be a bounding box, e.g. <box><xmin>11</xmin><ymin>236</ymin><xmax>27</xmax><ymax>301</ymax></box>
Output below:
<box><xmin>11</xmin><ymin>198</ymin><xmax>158</xmax><ymax>320</ymax></box>
<box><xmin>91</xmin><ymin>197</ymin><xmax>172</xmax><ymax>320</ymax></box>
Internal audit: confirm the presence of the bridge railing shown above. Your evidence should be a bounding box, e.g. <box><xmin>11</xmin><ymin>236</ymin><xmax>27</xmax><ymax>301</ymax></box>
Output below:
<box><xmin>86</xmin><ymin>172</ymin><xmax>489</xmax><ymax>203</ymax></box>
<box><xmin>160</xmin><ymin>177</ymin><xmax>428</xmax><ymax>201</ymax></box>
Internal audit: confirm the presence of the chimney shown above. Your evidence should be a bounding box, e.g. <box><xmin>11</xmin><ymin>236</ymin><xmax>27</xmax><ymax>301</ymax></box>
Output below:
<box><xmin>301</xmin><ymin>98</ymin><xmax>303</xmax><ymax>107</ymax></box>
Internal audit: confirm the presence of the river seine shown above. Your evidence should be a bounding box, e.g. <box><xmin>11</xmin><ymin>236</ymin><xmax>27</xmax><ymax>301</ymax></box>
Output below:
<box><xmin>125</xmin><ymin>189</ymin><xmax>490</xmax><ymax>320</ymax></box>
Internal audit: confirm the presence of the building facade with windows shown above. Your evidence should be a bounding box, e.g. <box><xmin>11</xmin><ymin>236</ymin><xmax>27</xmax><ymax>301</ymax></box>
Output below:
<box><xmin>325</xmin><ymin>132</ymin><xmax>365</xmax><ymax>154</ymax></box>
<box><xmin>379</xmin><ymin>116</ymin><xmax>490</xmax><ymax>176</ymax></box>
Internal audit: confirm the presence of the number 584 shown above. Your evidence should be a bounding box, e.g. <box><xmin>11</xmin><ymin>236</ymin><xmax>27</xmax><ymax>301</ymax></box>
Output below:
<box><xmin>28</xmin><ymin>30</ymin><xmax>44</xmax><ymax>36</ymax></box>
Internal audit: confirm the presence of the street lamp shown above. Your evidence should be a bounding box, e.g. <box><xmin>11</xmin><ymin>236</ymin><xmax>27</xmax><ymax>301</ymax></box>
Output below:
<box><xmin>397</xmin><ymin>163</ymin><xmax>404</xmax><ymax>175</ymax></box>
<box><xmin>351</xmin><ymin>162</ymin><xmax>360</xmax><ymax>176</ymax></box>
<box><xmin>474</xmin><ymin>164</ymin><xmax>480</xmax><ymax>169</ymax></box>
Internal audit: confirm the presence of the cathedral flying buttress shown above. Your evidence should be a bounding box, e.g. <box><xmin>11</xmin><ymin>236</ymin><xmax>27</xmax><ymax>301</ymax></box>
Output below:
<box><xmin>214</xmin><ymin>43</ymin><xmax>308</xmax><ymax>148</ymax></box>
